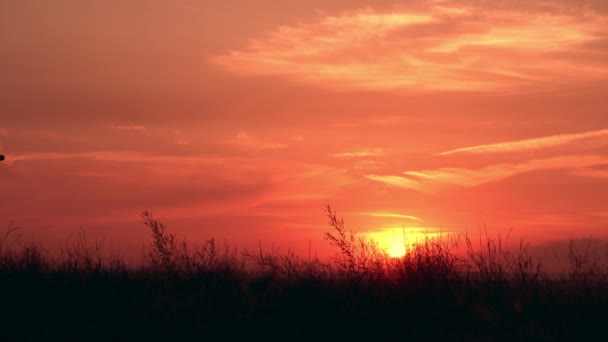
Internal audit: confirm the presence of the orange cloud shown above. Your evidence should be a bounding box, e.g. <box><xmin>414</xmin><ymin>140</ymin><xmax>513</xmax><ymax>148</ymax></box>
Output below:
<box><xmin>365</xmin><ymin>174</ymin><xmax>425</xmax><ymax>191</ymax></box>
<box><xmin>214</xmin><ymin>3</ymin><xmax>608</xmax><ymax>92</ymax></box>
<box><xmin>367</xmin><ymin>155</ymin><xmax>608</xmax><ymax>191</ymax></box>
<box><xmin>5</xmin><ymin>151</ymin><xmax>256</xmax><ymax>170</ymax></box>
<box><xmin>573</xmin><ymin>167</ymin><xmax>608</xmax><ymax>179</ymax></box>
<box><xmin>221</xmin><ymin>131</ymin><xmax>288</xmax><ymax>150</ymax></box>
<box><xmin>439</xmin><ymin>128</ymin><xmax>608</xmax><ymax>155</ymax></box>
<box><xmin>333</xmin><ymin>148</ymin><xmax>385</xmax><ymax>158</ymax></box>
<box><xmin>110</xmin><ymin>125</ymin><xmax>146</xmax><ymax>131</ymax></box>
<box><xmin>365</xmin><ymin>212</ymin><xmax>422</xmax><ymax>221</ymax></box>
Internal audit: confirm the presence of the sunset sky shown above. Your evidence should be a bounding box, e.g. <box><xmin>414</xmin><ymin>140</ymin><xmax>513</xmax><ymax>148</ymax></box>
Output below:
<box><xmin>1</xmin><ymin>0</ymin><xmax>608</xmax><ymax>257</ymax></box>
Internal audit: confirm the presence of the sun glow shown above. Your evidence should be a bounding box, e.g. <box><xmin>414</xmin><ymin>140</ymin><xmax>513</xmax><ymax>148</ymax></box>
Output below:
<box><xmin>389</xmin><ymin>242</ymin><xmax>406</xmax><ymax>258</ymax></box>
<box><xmin>368</xmin><ymin>229</ymin><xmax>407</xmax><ymax>258</ymax></box>
<box><xmin>367</xmin><ymin>227</ymin><xmax>443</xmax><ymax>258</ymax></box>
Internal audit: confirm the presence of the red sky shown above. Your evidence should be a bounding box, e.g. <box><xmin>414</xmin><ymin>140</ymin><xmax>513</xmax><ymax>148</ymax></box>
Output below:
<box><xmin>1</xmin><ymin>0</ymin><xmax>608</xmax><ymax>258</ymax></box>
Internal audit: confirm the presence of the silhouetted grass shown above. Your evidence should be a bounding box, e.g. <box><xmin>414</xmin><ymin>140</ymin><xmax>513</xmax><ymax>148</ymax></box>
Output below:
<box><xmin>1</xmin><ymin>207</ymin><xmax>607</xmax><ymax>341</ymax></box>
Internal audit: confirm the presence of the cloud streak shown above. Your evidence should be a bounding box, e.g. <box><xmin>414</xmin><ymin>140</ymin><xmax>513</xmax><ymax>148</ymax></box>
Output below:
<box><xmin>221</xmin><ymin>132</ymin><xmax>288</xmax><ymax>150</ymax></box>
<box><xmin>110</xmin><ymin>125</ymin><xmax>146</xmax><ymax>131</ymax></box>
<box><xmin>366</xmin><ymin>155</ymin><xmax>608</xmax><ymax>191</ymax></box>
<box><xmin>365</xmin><ymin>212</ymin><xmax>422</xmax><ymax>221</ymax></box>
<box><xmin>439</xmin><ymin>128</ymin><xmax>608</xmax><ymax>155</ymax></box>
<box><xmin>333</xmin><ymin>148</ymin><xmax>385</xmax><ymax>158</ymax></box>
<box><xmin>365</xmin><ymin>174</ymin><xmax>423</xmax><ymax>190</ymax></box>
<box><xmin>214</xmin><ymin>3</ymin><xmax>608</xmax><ymax>92</ymax></box>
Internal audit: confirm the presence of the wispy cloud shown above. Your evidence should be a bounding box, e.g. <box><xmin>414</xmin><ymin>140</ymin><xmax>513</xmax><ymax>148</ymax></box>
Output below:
<box><xmin>333</xmin><ymin>148</ymin><xmax>385</xmax><ymax>158</ymax></box>
<box><xmin>365</xmin><ymin>174</ymin><xmax>424</xmax><ymax>190</ymax></box>
<box><xmin>365</xmin><ymin>212</ymin><xmax>422</xmax><ymax>221</ymax></box>
<box><xmin>332</xmin><ymin>116</ymin><xmax>403</xmax><ymax>127</ymax></box>
<box><xmin>367</xmin><ymin>155</ymin><xmax>608</xmax><ymax>191</ymax></box>
<box><xmin>110</xmin><ymin>125</ymin><xmax>146</xmax><ymax>131</ymax></box>
<box><xmin>171</xmin><ymin>130</ymin><xmax>190</xmax><ymax>146</ymax></box>
<box><xmin>439</xmin><ymin>128</ymin><xmax>608</xmax><ymax>155</ymax></box>
<box><xmin>214</xmin><ymin>3</ymin><xmax>608</xmax><ymax>92</ymax></box>
<box><xmin>572</xmin><ymin>167</ymin><xmax>608</xmax><ymax>179</ymax></box>
<box><xmin>221</xmin><ymin>131</ymin><xmax>288</xmax><ymax>150</ymax></box>
<box><xmin>4</xmin><ymin>151</ymin><xmax>248</xmax><ymax>168</ymax></box>
<box><xmin>352</xmin><ymin>160</ymin><xmax>385</xmax><ymax>170</ymax></box>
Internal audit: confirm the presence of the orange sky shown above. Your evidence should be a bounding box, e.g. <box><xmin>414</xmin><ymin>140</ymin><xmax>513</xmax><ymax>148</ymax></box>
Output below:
<box><xmin>1</xmin><ymin>0</ymin><xmax>608</xmax><ymax>258</ymax></box>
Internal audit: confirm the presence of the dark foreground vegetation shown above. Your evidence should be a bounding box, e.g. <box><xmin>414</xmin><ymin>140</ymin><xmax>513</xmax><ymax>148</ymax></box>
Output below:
<box><xmin>1</xmin><ymin>207</ymin><xmax>607</xmax><ymax>341</ymax></box>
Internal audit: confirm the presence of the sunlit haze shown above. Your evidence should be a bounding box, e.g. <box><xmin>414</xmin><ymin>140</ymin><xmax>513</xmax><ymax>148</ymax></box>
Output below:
<box><xmin>1</xmin><ymin>0</ymin><xmax>608</xmax><ymax>260</ymax></box>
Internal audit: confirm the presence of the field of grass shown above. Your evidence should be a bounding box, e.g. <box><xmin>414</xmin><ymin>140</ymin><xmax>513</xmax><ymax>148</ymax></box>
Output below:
<box><xmin>1</xmin><ymin>206</ymin><xmax>607</xmax><ymax>341</ymax></box>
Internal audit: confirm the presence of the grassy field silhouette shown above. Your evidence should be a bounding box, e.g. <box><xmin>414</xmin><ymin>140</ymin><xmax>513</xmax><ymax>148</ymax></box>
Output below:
<box><xmin>1</xmin><ymin>206</ymin><xmax>607</xmax><ymax>341</ymax></box>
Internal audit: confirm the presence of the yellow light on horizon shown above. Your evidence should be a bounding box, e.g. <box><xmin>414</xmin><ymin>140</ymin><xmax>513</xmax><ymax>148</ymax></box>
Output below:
<box><xmin>366</xmin><ymin>227</ymin><xmax>442</xmax><ymax>258</ymax></box>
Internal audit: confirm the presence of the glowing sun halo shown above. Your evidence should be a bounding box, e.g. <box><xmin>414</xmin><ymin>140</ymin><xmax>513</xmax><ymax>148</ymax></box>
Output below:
<box><xmin>367</xmin><ymin>229</ymin><xmax>408</xmax><ymax>258</ymax></box>
<box><xmin>389</xmin><ymin>243</ymin><xmax>406</xmax><ymax>258</ymax></box>
<box><xmin>367</xmin><ymin>227</ymin><xmax>442</xmax><ymax>258</ymax></box>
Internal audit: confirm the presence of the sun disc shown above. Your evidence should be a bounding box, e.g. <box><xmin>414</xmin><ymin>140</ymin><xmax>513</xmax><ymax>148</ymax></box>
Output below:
<box><xmin>389</xmin><ymin>243</ymin><xmax>406</xmax><ymax>258</ymax></box>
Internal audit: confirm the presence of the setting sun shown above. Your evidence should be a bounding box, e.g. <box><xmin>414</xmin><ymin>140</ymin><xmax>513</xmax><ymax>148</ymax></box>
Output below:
<box><xmin>367</xmin><ymin>227</ymin><xmax>445</xmax><ymax>258</ymax></box>
<box><xmin>367</xmin><ymin>228</ymin><xmax>405</xmax><ymax>258</ymax></box>
<box><xmin>389</xmin><ymin>243</ymin><xmax>406</xmax><ymax>258</ymax></box>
